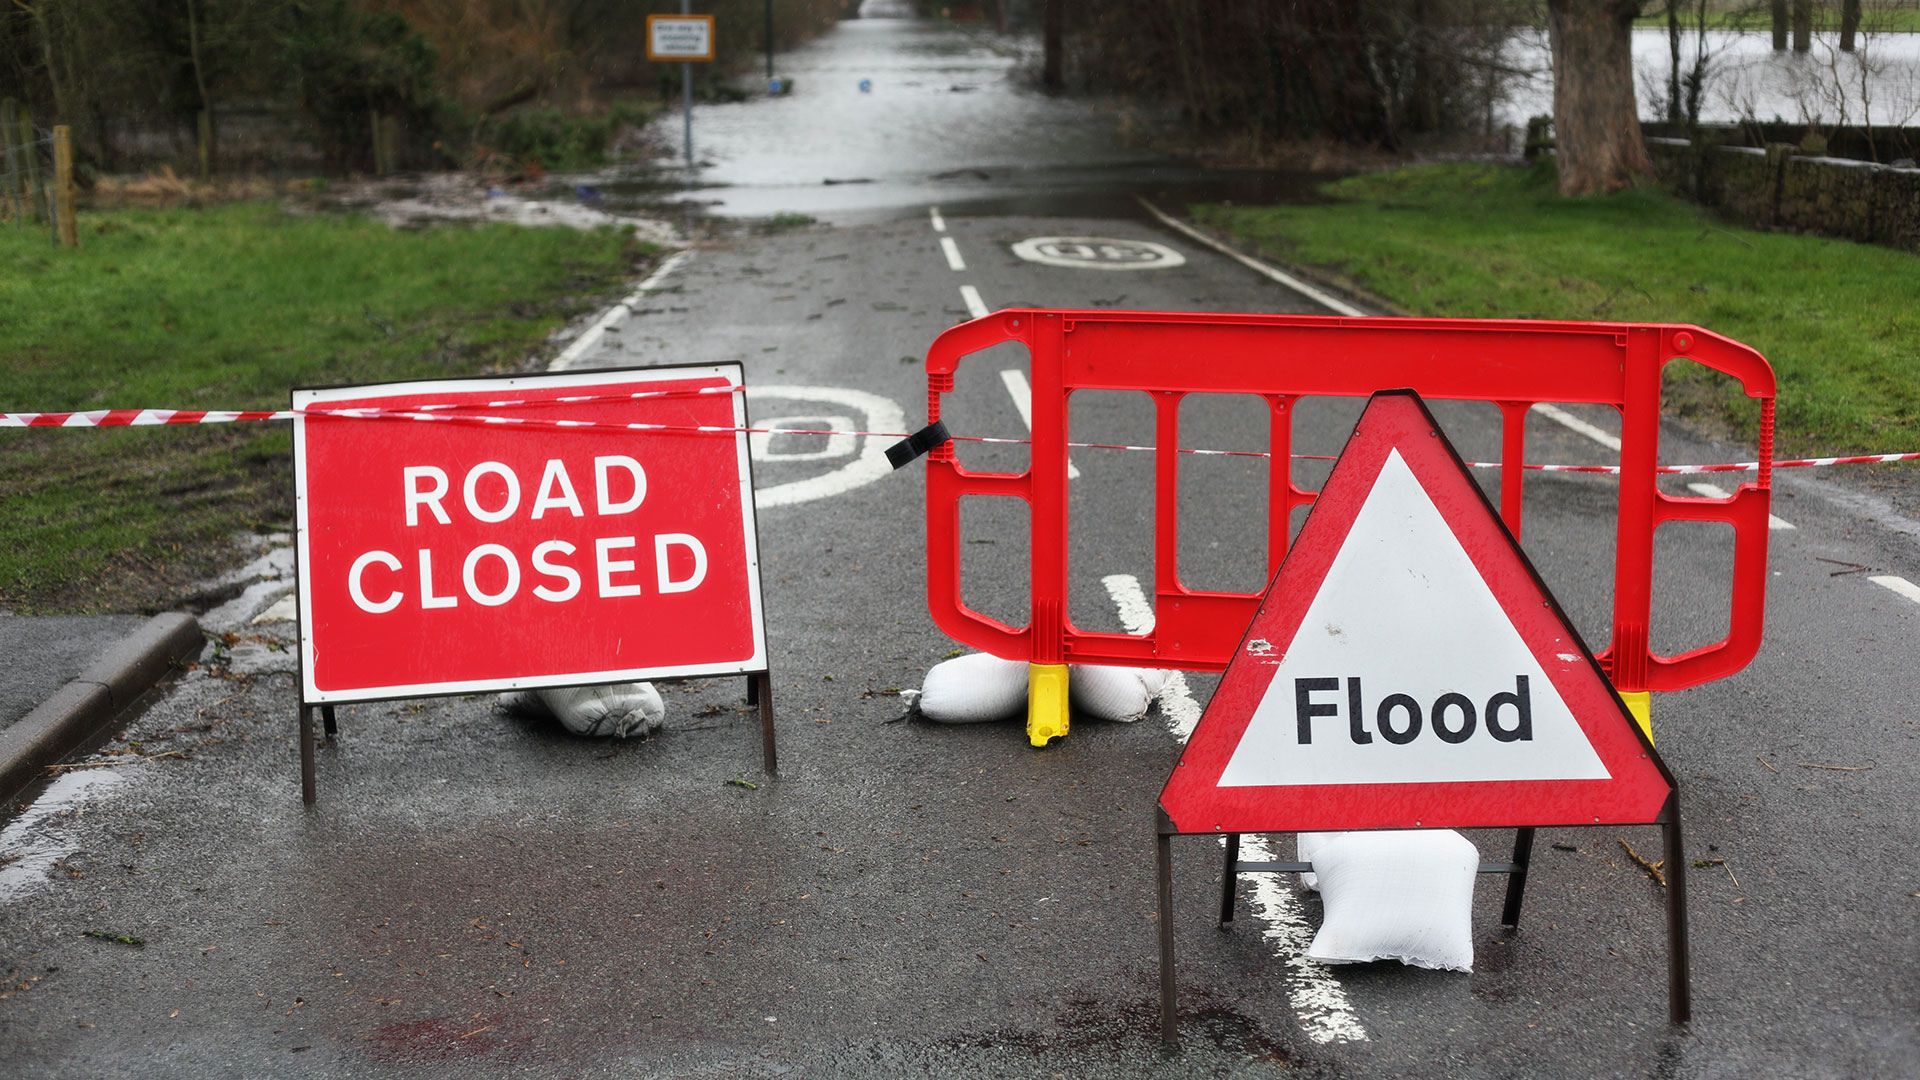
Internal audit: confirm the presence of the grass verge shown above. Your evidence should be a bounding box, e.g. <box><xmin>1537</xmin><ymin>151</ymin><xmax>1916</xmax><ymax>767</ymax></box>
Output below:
<box><xmin>1194</xmin><ymin>163</ymin><xmax>1920</xmax><ymax>460</ymax></box>
<box><xmin>0</xmin><ymin>203</ymin><xmax>652</xmax><ymax>614</ymax></box>
<box><xmin>1632</xmin><ymin>7</ymin><xmax>1920</xmax><ymax>33</ymax></box>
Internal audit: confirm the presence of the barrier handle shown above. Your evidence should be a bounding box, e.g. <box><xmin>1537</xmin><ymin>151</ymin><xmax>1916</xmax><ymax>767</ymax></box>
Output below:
<box><xmin>1643</xmin><ymin>331</ymin><xmax>1776</xmax><ymax>690</ymax></box>
<box><xmin>924</xmin><ymin>311</ymin><xmax>1038</xmax><ymax>658</ymax></box>
<box><xmin>1644</xmin><ymin>483</ymin><xmax>1771</xmax><ymax>690</ymax></box>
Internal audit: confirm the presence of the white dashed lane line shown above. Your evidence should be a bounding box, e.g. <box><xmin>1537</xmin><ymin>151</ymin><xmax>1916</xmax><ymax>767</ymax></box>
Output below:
<box><xmin>929</xmin><ymin>205</ymin><xmax>946</xmax><ymax>232</ymax></box>
<box><xmin>959</xmin><ymin>284</ymin><xmax>988</xmax><ymax>319</ymax></box>
<box><xmin>999</xmin><ymin>369</ymin><xmax>1080</xmax><ymax>480</ymax></box>
<box><xmin>940</xmin><ymin>236</ymin><xmax>967</xmax><ymax>272</ymax></box>
<box><xmin>1870</xmin><ymin>575</ymin><xmax>1920</xmax><ymax>605</ymax></box>
<box><xmin>1530</xmin><ymin>402</ymin><xmax>1622</xmax><ymax>452</ymax></box>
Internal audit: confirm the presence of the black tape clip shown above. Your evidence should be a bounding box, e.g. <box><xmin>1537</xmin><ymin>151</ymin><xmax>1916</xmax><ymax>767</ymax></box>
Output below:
<box><xmin>886</xmin><ymin>421</ymin><xmax>951</xmax><ymax>470</ymax></box>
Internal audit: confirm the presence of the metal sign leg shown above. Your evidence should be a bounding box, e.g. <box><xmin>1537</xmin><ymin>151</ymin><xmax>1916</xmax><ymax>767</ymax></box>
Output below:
<box><xmin>321</xmin><ymin>704</ymin><xmax>338</xmax><ymax>740</ymax></box>
<box><xmin>1500</xmin><ymin>826</ymin><xmax>1536</xmax><ymax>926</ymax></box>
<box><xmin>1218</xmin><ymin>833</ymin><xmax>1241</xmax><ymax>926</ymax></box>
<box><xmin>1665</xmin><ymin>808</ymin><xmax>1692</xmax><ymax>1025</ymax></box>
<box><xmin>1157</xmin><ymin>830</ymin><xmax>1179</xmax><ymax>1048</ymax></box>
<box><xmin>756</xmin><ymin>671</ymin><xmax>777</xmax><ymax>777</ymax></box>
<box><xmin>299</xmin><ymin>704</ymin><xmax>317</xmax><ymax>806</ymax></box>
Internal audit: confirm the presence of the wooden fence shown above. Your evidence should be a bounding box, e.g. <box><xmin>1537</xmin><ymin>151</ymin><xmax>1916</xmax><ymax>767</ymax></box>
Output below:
<box><xmin>2</xmin><ymin>99</ymin><xmax>76</xmax><ymax>247</ymax></box>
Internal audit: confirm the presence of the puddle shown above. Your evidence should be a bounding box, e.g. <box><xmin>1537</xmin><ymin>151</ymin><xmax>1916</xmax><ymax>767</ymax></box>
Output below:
<box><xmin>0</xmin><ymin>769</ymin><xmax>127</xmax><ymax>904</ymax></box>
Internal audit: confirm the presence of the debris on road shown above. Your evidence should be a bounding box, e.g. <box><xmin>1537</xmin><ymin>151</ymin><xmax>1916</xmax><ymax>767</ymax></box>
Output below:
<box><xmin>1618</xmin><ymin>839</ymin><xmax>1667</xmax><ymax>888</ymax></box>
<box><xmin>1694</xmin><ymin>857</ymin><xmax>1742</xmax><ymax>890</ymax></box>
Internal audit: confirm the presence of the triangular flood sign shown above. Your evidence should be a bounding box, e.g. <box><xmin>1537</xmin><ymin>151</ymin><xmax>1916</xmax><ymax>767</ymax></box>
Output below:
<box><xmin>1160</xmin><ymin>391</ymin><xmax>1673</xmax><ymax>835</ymax></box>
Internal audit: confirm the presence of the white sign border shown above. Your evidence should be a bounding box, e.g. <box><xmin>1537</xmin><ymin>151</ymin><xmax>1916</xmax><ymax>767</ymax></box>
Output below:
<box><xmin>292</xmin><ymin>363</ymin><xmax>767</xmax><ymax>704</ymax></box>
<box><xmin>646</xmin><ymin>14</ymin><xmax>715</xmax><ymax>61</ymax></box>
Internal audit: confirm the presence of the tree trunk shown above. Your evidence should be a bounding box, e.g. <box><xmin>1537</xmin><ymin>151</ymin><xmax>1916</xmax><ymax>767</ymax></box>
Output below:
<box><xmin>1042</xmin><ymin>0</ymin><xmax>1064</xmax><ymax>92</ymax></box>
<box><xmin>1546</xmin><ymin>0</ymin><xmax>1652</xmax><ymax>196</ymax></box>
<box><xmin>1666</xmin><ymin>1</ymin><xmax>1682</xmax><ymax>125</ymax></box>
<box><xmin>1770</xmin><ymin>0</ymin><xmax>1787</xmax><ymax>51</ymax></box>
<box><xmin>187</xmin><ymin>0</ymin><xmax>215</xmax><ymax>178</ymax></box>
<box><xmin>1840</xmin><ymin>0</ymin><xmax>1861</xmax><ymax>52</ymax></box>
<box><xmin>27</xmin><ymin>2</ymin><xmax>69</xmax><ymax>122</ymax></box>
<box><xmin>1792</xmin><ymin>0</ymin><xmax>1811</xmax><ymax>53</ymax></box>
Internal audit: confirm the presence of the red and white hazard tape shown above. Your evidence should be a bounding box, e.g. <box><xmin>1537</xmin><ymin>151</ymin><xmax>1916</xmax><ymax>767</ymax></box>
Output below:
<box><xmin>0</xmin><ymin>384</ymin><xmax>745</xmax><ymax>429</ymax></box>
<box><xmin>4</xmin><ymin>400</ymin><xmax>1916</xmax><ymax>476</ymax></box>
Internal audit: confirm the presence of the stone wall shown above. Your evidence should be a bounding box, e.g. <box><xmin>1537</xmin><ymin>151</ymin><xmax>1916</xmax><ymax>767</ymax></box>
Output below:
<box><xmin>1647</xmin><ymin>136</ymin><xmax>1920</xmax><ymax>251</ymax></box>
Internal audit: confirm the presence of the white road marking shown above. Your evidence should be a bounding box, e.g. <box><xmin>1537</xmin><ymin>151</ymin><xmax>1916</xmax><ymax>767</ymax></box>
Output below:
<box><xmin>1101</xmin><ymin>573</ymin><xmax>1367</xmax><ymax>1045</ymax></box>
<box><xmin>1686</xmin><ymin>481</ymin><xmax>1796</xmax><ymax>530</ymax></box>
<box><xmin>929</xmin><ymin>206</ymin><xmax>946</xmax><ymax>232</ymax></box>
<box><xmin>551</xmin><ymin>249</ymin><xmax>693</xmax><ymax>371</ymax></box>
<box><xmin>1009</xmin><ymin>236</ymin><xmax>1186</xmax><ymax>271</ymax></box>
<box><xmin>960</xmin><ymin>284</ymin><xmax>988</xmax><ymax>319</ymax></box>
<box><xmin>1869</xmin><ymin>574</ymin><xmax>1920</xmax><ymax>605</ymax></box>
<box><xmin>940</xmin><ymin>236</ymin><xmax>967</xmax><ymax>272</ymax></box>
<box><xmin>749</xmin><ymin>415</ymin><xmax>857</xmax><ymax>462</ymax></box>
<box><xmin>744</xmin><ymin>385</ymin><xmax>907</xmax><ymax>508</ymax></box>
<box><xmin>1530</xmin><ymin>402</ymin><xmax>1622</xmax><ymax>453</ymax></box>
<box><xmin>1136</xmin><ymin>197</ymin><xmax>1365</xmax><ymax>316</ymax></box>
<box><xmin>999</xmin><ymin>369</ymin><xmax>1080</xmax><ymax>479</ymax></box>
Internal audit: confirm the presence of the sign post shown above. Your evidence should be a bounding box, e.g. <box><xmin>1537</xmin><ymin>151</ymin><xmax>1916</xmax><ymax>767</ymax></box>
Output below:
<box><xmin>291</xmin><ymin>363</ymin><xmax>772</xmax><ymax>803</ymax></box>
<box><xmin>1155</xmin><ymin>390</ymin><xmax>1687</xmax><ymax>1042</ymax></box>
<box><xmin>648</xmin><ymin>10</ymin><xmax>716</xmax><ymax>169</ymax></box>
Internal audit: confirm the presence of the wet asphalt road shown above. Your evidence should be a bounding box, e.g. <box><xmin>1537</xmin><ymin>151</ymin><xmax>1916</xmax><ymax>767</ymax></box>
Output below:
<box><xmin>4</xmin><ymin>15</ymin><xmax>1918</xmax><ymax>1080</ymax></box>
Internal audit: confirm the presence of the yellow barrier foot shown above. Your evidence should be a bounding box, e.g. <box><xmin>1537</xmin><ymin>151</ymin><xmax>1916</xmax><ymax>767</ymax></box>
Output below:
<box><xmin>1621</xmin><ymin>690</ymin><xmax>1653</xmax><ymax>745</ymax></box>
<box><xmin>1027</xmin><ymin>663</ymin><xmax>1070</xmax><ymax>747</ymax></box>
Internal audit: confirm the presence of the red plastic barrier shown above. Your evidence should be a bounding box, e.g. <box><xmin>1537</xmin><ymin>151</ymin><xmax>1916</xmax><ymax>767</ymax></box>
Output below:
<box><xmin>922</xmin><ymin>311</ymin><xmax>1775</xmax><ymax>694</ymax></box>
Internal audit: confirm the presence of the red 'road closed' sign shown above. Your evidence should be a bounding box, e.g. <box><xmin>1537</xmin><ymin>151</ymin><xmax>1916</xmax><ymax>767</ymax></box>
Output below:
<box><xmin>1160</xmin><ymin>390</ymin><xmax>1673</xmax><ymax>835</ymax></box>
<box><xmin>293</xmin><ymin>365</ymin><xmax>766</xmax><ymax>704</ymax></box>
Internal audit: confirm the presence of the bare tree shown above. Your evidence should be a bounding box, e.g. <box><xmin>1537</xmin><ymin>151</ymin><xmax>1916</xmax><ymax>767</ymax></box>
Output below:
<box><xmin>1042</xmin><ymin>0</ymin><xmax>1062</xmax><ymax>92</ymax></box>
<box><xmin>1546</xmin><ymin>0</ymin><xmax>1652</xmax><ymax>195</ymax></box>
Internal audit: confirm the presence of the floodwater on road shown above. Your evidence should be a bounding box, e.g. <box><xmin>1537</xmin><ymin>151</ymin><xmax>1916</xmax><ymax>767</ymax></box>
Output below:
<box><xmin>604</xmin><ymin>15</ymin><xmax>1327</xmax><ymax>223</ymax></box>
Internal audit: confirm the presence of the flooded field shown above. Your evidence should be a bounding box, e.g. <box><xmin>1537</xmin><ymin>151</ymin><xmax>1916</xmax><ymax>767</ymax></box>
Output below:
<box><xmin>1503</xmin><ymin>28</ymin><xmax>1920</xmax><ymax>133</ymax></box>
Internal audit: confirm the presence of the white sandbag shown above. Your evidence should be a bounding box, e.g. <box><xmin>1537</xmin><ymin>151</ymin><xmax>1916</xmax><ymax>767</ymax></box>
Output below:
<box><xmin>1069</xmin><ymin>664</ymin><xmax>1169</xmax><ymax>723</ymax></box>
<box><xmin>1294</xmin><ymin>831</ymin><xmax>1347</xmax><ymax>891</ymax></box>
<box><xmin>916</xmin><ymin>653</ymin><xmax>1029</xmax><ymax>724</ymax></box>
<box><xmin>501</xmin><ymin>682</ymin><xmax>664</xmax><ymax>738</ymax></box>
<box><xmin>1305</xmin><ymin>829</ymin><xmax>1479</xmax><ymax>972</ymax></box>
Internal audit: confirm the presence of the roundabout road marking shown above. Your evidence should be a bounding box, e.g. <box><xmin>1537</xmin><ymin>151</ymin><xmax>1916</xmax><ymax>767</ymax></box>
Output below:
<box><xmin>750</xmin><ymin>415</ymin><xmax>857</xmax><ymax>462</ymax></box>
<box><xmin>745</xmin><ymin>385</ymin><xmax>907</xmax><ymax>508</ymax></box>
<box><xmin>1010</xmin><ymin>236</ymin><xmax>1187</xmax><ymax>271</ymax></box>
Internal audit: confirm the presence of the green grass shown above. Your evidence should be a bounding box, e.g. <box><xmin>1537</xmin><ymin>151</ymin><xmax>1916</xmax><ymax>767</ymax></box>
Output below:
<box><xmin>0</xmin><ymin>203</ymin><xmax>651</xmax><ymax>613</ymax></box>
<box><xmin>1193</xmin><ymin>163</ymin><xmax>1920</xmax><ymax>459</ymax></box>
<box><xmin>1633</xmin><ymin>5</ymin><xmax>1920</xmax><ymax>33</ymax></box>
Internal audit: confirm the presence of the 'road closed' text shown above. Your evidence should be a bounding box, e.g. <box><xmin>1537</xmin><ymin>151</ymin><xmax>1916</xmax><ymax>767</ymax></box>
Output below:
<box><xmin>342</xmin><ymin>455</ymin><xmax>708</xmax><ymax>613</ymax></box>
